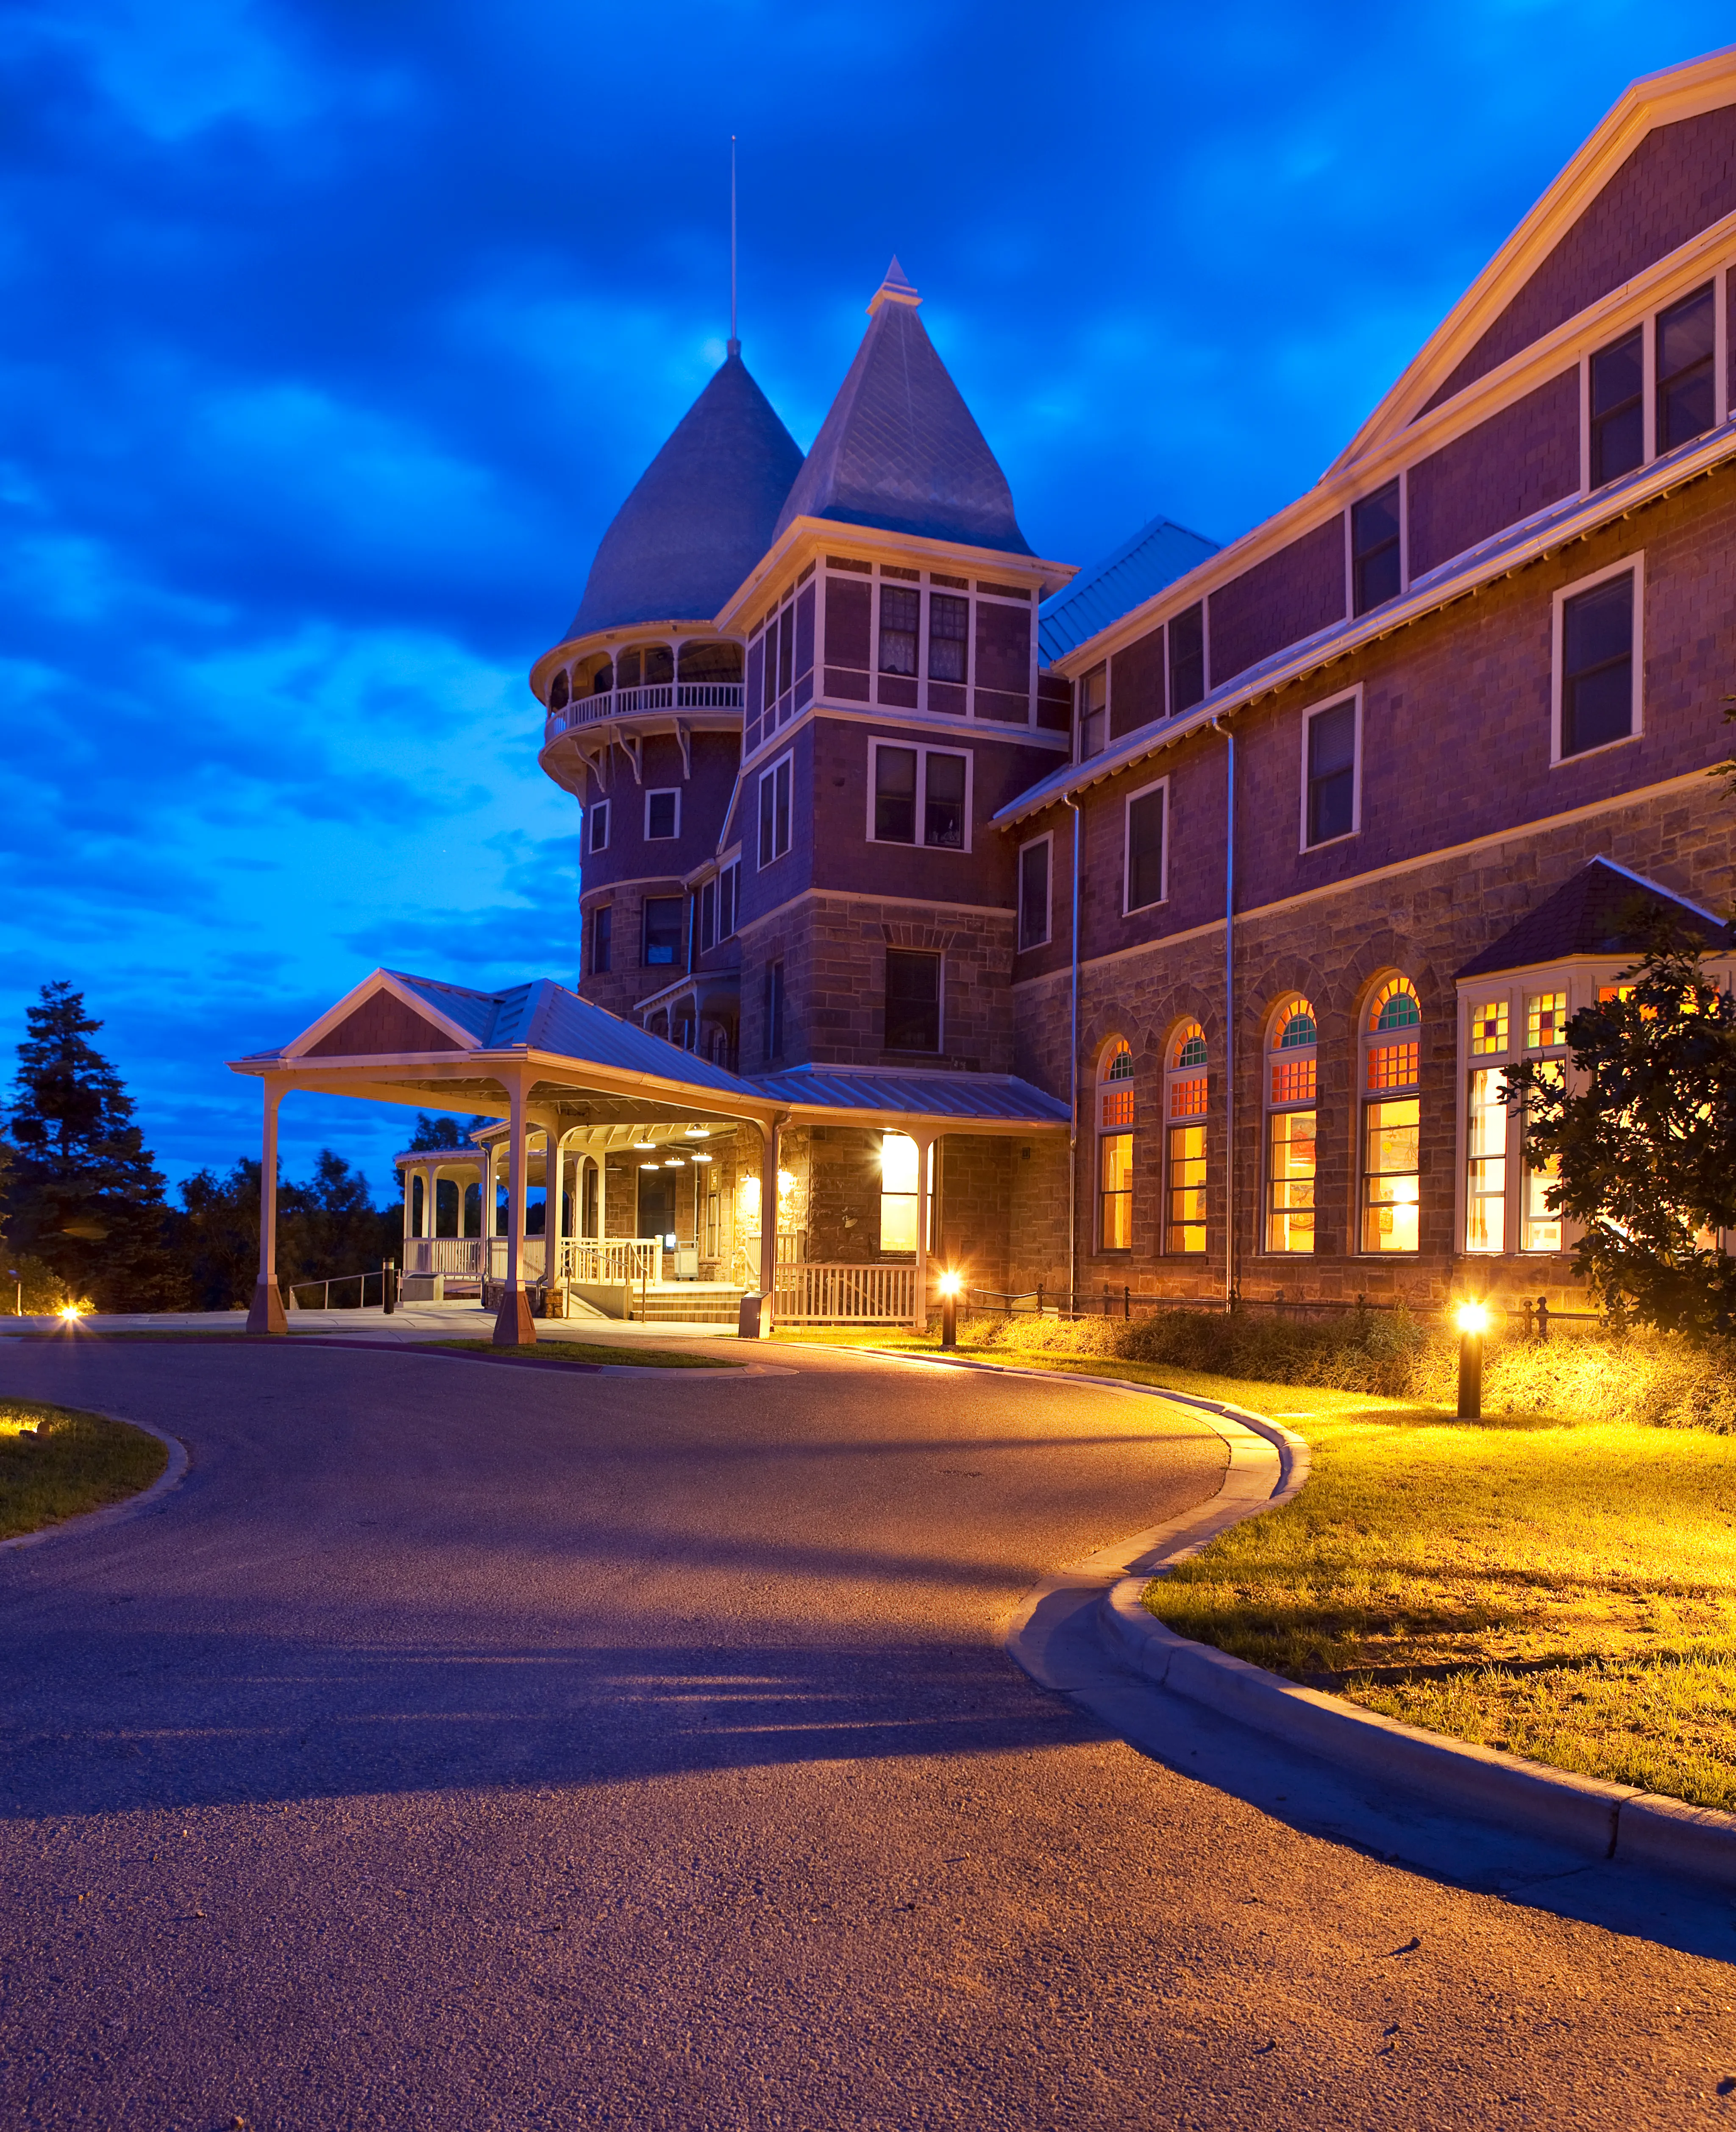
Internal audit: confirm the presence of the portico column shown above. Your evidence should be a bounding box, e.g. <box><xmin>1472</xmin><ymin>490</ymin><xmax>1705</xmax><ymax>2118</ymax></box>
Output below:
<box><xmin>401</xmin><ymin>1160</ymin><xmax>413</xmax><ymax>1253</ymax></box>
<box><xmin>911</xmin><ymin>1128</ymin><xmax>938</xmax><ymax>1333</ymax></box>
<box><xmin>493</xmin><ymin>1077</ymin><xmax>537</xmax><ymax>1345</ymax></box>
<box><xmin>741</xmin><ymin>1117</ymin><xmax>780</xmax><ymax>1339</ymax></box>
<box><xmin>246</xmin><ymin>1077</ymin><xmax>288</xmax><ymax>1335</ymax></box>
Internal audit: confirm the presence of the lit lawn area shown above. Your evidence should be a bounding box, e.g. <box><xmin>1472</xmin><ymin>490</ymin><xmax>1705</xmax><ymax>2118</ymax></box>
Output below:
<box><xmin>0</xmin><ymin>1399</ymin><xmax>168</xmax><ymax>1541</ymax></box>
<box><xmin>428</xmin><ymin>1340</ymin><xmax>742</xmax><ymax>1369</ymax></box>
<box><xmin>782</xmin><ymin>1329</ymin><xmax>1736</xmax><ymax>1814</ymax></box>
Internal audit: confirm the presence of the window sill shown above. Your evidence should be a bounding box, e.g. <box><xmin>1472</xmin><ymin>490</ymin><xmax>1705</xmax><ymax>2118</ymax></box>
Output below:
<box><xmin>1300</xmin><ymin>828</ymin><xmax>1359</xmax><ymax>855</ymax></box>
<box><xmin>1550</xmin><ymin>727</ymin><xmax>1641</xmax><ymax>769</ymax></box>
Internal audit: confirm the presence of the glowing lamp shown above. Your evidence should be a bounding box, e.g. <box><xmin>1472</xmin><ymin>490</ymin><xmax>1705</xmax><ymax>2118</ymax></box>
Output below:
<box><xmin>937</xmin><ymin>1272</ymin><xmax>962</xmax><ymax>1298</ymax></box>
<box><xmin>938</xmin><ymin>1269</ymin><xmax>962</xmax><ymax>1349</ymax></box>
<box><xmin>1455</xmin><ymin>1300</ymin><xmax>1490</xmax><ymax>1418</ymax></box>
<box><xmin>58</xmin><ymin>1304</ymin><xmax>81</xmax><ymax>1322</ymax></box>
<box><xmin>1455</xmin><ymin>1302</ymin><xmax>1490</xmax><ymax>1336</ymax></box>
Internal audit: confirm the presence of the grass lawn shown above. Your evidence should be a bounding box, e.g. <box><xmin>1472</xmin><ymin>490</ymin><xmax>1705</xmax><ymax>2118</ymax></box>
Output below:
<box><xmin>0</xmin><ymin>1399</ymin><xmax>168</xmax><ymax>1540</ymax></box>
<box><xmin>428</xmin><ymin>1340</ymin><xmax>742</xmax><ymax>1369</ymax></box>
<box><xmin>792</xmin><ymin>1327</ymin><xmax>1736</xmax><ymax>1813</ymax></box>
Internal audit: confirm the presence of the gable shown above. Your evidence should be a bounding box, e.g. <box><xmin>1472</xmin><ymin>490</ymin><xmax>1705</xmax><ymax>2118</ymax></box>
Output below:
<box><xmin>304</xmin><ymin>991</ymin><xmax>465</xmax><ymax>1058</ymax></box>
<box><xmin>1424</xmin><ymin>101</ymin><xmax>1736</xmax><ymax>415</ymax></box>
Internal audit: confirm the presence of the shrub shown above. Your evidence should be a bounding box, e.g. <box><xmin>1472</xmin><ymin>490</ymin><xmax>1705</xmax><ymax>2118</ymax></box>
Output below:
<box><xmin>960</xmin><ymin>1306</ymin><xmax>1736</xmax><ymax>1433</ymax></box>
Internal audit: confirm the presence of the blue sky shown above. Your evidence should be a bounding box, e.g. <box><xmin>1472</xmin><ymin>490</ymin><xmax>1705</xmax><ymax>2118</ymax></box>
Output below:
<box><xmin>2</xmin><ymin>0</ymin><xmax>1730</xmax><ymax>1204</ymax></box>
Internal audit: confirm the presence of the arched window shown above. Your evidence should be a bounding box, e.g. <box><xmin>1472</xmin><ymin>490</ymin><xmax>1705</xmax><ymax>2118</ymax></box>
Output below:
<box><xmin>1362</xmin><ymin>977</ymin><xmax>1420</xmax><ymax>1253</ymax></box>
<box><xmin>1164</xmin><ymin>1022</ymin><xmax>1207</xmax><ymax>1254</ymax></box>
<box><xmin>1098</xmin><ymin>1040</ymin><xmax>1134</xmax><ymax>1250</ymax></box>
<box><xmin>548</xmin><ymin>668</ymin><xmax>570</xmax><ymax>711</ymax></box>
<box><xmin>1266</xmin><ymin>998</ymin><xmax>1317</xmax><ymax>1252</ymax></box>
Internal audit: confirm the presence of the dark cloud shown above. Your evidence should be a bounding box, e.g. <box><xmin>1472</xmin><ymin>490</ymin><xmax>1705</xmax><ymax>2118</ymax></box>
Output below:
<box><xmin>1</xmin><ymin>0</ymin><xmax>1726</xmax><ymax>1191</ymax></box>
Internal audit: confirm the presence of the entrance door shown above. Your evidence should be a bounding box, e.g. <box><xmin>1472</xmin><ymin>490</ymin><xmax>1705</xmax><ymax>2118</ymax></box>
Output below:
<box><xmin>637</xmin><ymin>1169</ymin><xmax>676</xmax><ymax>1244</ymax></box>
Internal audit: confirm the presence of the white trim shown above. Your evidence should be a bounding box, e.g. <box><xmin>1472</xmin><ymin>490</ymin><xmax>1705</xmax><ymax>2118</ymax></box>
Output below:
<box><xmin>1397</xmin><ymin>465</ymin><xmax>1411</xmax><ymax>596</ymax></box>
<box><xmin>1121</xmin><ymin>776</ymin><xmax>1169</xmax><ymax>916</ymax></box>
<box><xmin>1643</xmin><ymin>296</ymin><xmax>1660</xmax><ymax>463</ymax></box>
<box><xmin>1016</xmin><ymin>830</ymin><xmax>1054</xmax><ymax>951</ymax></box>
<box><xmin>1550</xmin><ymin>551</ymin><xmax>1644</xmax><ymax>766</ymax></box>
<box><xmin>643</xmin><ymin>786</ymin><xmax>681</xmax><ymax>841</ymax></box>
<box><xmin>757</xmin><ymin>749</ymin><xmax>794</xmax><ymax>869</ymax></box>
<box><xmin>587</xmin><ymin>796</ymin><xmax>610</xmax><ymax>856</ymax></box>
<box><xmin>865</xmin><ymin>737</ymin><xmax>975</xmax><ymax>854</ymax></box>
<box><xmin>1719</xmin><ymin>264</ymin><xmax>1731</xmax><ymax>429</ymax></box>
<box><xmin>740</xmin><ymin>696</ymin><xmax>1068</xmax><ymax>774</ymax></box>
<box><xmin>283</xmin><ymin>969</ymin><xmax>480</xmax><ymax>1059</ymax></box>
<box><xmin>1299</xmin><ymin>685</ymin><xmax>1364</xmax><ymax>852</ymax></box>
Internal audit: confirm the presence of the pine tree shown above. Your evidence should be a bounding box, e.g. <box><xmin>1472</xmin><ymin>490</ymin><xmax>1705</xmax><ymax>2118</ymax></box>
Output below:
<box><xmin>3</xmin><ymin>981</ymin><xmax>187</xmax><ymax>1311</ymax></box>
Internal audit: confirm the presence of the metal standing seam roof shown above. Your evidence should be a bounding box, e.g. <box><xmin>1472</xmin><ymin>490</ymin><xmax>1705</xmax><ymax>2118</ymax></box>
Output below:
<box><xmin>1037</xmin><ymin>515</ymin><xmax>1221</xmax><ymax>664</ymax></box>
<box><xmin>561</xmin><ymin>351</ymin><xmax>804</xmax><ymax>640</ymax></box>
<box><xmin>769</xmin><ymin>263</ymin><xmax>1035</xmax><ymax>557</ymax></box>
<box><xmin>995</xmin><ymin>412</ymin><xmax>1736</xmax><ymax>829</ymax></box>
<box><xmin>747</xmin><ymin>1064</ymin><xmax>1069</xmax><ymax>1126</ymax></box>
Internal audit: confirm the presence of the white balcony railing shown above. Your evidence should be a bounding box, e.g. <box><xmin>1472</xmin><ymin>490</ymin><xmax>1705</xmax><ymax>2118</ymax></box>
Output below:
<box><xmin>403</xmin><ymin>1237</ymin><xmax>484</xmax><ymax>1276</ymax></box>
<box><xmin>544</xmin><ymin>680</ymin><xmax>743</xmax><ymax>742</ymax></box>
<box><xmin>559</xmin><ymin>1237</ymin><xmax>663</xmax><ymax>1286</ymax></box>
<box><xmin>773</xmin><ymin>1262</ymin><xmax>917</xmax><ymax>1325</ymax></box>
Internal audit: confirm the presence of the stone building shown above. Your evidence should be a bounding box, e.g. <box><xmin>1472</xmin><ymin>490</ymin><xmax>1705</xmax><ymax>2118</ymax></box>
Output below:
<box><xmin>236</xmin><ymin>50</ymin><xmax>1736</xmax><ymax>1337</ymax></box>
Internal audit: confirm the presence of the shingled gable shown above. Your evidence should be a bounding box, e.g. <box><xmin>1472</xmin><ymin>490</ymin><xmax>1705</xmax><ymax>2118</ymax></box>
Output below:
<box><xmin>1330</xmin><ymin>47</ymin><xmax>1736</xmax><ymax>470</ymax></box>
<box><xmin>287</xmin><ymin>971</ymin><xmax>479</xmax><ymax>1059</ymax></box>
<box><xmin>769</xmin><ymin>260</ymin><xmax>1034</xmax><ymax>556</ymax></box>
<box><xmin>1455</xmin><ymin>860</ymin><xmax>1732</xmax><ymax>980</ymax></box>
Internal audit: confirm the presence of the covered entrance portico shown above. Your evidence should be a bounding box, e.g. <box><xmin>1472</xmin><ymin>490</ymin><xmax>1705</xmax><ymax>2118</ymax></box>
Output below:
<box><xmin>230</xmin><ymin>968</ymin><xmax>1068</xmax><ymax>1343</ymax></box>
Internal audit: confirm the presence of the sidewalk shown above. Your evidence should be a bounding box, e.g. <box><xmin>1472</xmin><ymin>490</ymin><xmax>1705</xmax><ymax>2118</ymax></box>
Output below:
<box><xmin>0</xmin><ymin>1302</ymin><xmax>739</xmax><ymax>1345</ymax></box>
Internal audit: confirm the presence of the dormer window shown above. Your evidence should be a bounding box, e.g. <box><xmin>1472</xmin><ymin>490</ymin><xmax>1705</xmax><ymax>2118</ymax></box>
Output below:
<box><xmin>1167</xmin><ymin>603</ymin><xmax>1205</xmax><ymax>715</ymax></box>
<box><xmin>1590</xmin><ymin>329</ymin><xmax>1643</xmax><ymax>485</ymax></box>
<box><xmin>1079</xmin><ymin>665</ymin><xmax>1107</xmax><ymax>760</ymax></box>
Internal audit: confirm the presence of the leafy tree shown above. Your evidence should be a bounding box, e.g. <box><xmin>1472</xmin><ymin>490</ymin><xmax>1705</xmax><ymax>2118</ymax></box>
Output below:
<box><xmin>167</xmin><ymin>1150</ymin><xmax>401</xmax><ymax>1310</ymax></box>
<box><xmin>2</xmin><ymin>982</ymin><xmax>186</xmax><ymax>1311</ymax></box>
<box><xmin>405</xmin><ymin>1112</ymin><xmax>488</xmax><ymax>1151</ymax></box>
<box><xmin>1509</xmin><ymin>917</ymin><xmax>1736</xmax><ymax>1338</ymax></box>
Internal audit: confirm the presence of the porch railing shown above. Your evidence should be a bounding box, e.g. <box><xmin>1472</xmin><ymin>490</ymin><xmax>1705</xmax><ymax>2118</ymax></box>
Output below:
<box><xmin>484</xmin><ymin>1238</ymin><xmax>548</xmax><ymax>1281</ymax></box>
<box><xmin>403</xmin><ymin>1237</ymin><xmax>484</xmax><ymax>1276</ymax></box>
<box><xmin>774</xmin><ymin>1262</ymin><xmax>917</xmax><ymax>1325</ymax></box>
<box><xmin>545</xmin><ymin>680</ymin><xmax>744</xmax><ymax>741</ymax></box>
<box><xmin>558</xmin><ymin>1237</ymin><xmax>662</xmax><ymax>1286</ymax></box>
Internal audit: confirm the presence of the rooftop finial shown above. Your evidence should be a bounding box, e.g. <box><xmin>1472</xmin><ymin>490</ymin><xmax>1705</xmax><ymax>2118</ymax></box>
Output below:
<box><xmin>866</xmin><ymin>255</ymin><xmax>921</xmax><ymax>317</ymax></box>
<box><xmin>728</xmin><ymin>136</ymin><xmax>740</xmax><ymax>356</ymax></box>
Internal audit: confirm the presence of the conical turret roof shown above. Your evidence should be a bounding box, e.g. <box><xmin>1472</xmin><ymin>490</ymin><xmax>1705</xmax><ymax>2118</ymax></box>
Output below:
<box><xmin>565</xmin><ymin>351</ymin><xmax>804</xmax><ymax>638</ymax></box>
<box><xmin>771</xmin><ymin>262</ymin><xmax>1033</xmax><ymax>556</ymax></box>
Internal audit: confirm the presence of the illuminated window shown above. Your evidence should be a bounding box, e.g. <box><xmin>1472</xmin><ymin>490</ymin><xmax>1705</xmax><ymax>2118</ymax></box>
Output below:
<box><xmin>1266</xmin><ymin>999</ymin><xmax>1317</xmax><ymax>1252</ymax></box>
<box><xmin>1165</xmin><ymin>1021</ymin><xmax>1208</xmax><ymax>1253</ymax></box>
<box><xmin>1470</xmin><ymin>999</ymin><xmax>1509</xmax><ymax>1055</ymax></box>
<box><xmin>879</xmin><ymin>1133</ymin><xmax>932</xmax><ymax>1255</ymax></box>
<box><xmin>1100</xmin><ymin>1133</ymin><xmax>1134</xmax><ymax>1250</ymax></box>
<box><xmin>1597</xmin><ymin>983</ymin><xmax>1636</xmax><ymax>1005</ymax></box>
<box><xmin>1526</xmin><ymin>991</ymin><xmax>1569</xmax><ymax>1050</ymax></box>
<box><xmin>1522</xmin><ymin>1059</ymin><xmax>1564</xmax><ymax>1252</ymax></box>
<box><xmin>1466</xmin><ymin>1067</ymin><xmax>1507</xmax><ymax>1253</ymax></box>
<box><xmin>1361</xmin><ymin>977</ymin><xmax>1420</xmax><ymax>1253</ymax></box>
<box><xmin>1100</xmin><ymin>1040</ymin><xmax>1135</xmax><ymax>1128</ymax></box>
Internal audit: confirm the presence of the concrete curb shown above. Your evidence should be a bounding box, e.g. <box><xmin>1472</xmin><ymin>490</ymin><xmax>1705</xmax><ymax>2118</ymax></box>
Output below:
<box><xmin>844</xmin><ymin>1344</ymin><xmax>1736</xmax><ymax>1891</ymax></box>
<box><xmin>0</xmin><ymin>1412</ymin><xmax>188</xmax><ymax>1554</ymax></box>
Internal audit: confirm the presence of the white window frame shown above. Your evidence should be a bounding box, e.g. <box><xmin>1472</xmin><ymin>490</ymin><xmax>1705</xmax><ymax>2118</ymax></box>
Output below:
<box><xmin>587</xmin><ymin>798</ymin><xmax>610</xmax><ymax>856</ymax></box>
<box><xmin>1077</xmin><ymin>663</ymin><xmax>1109</xmax><ymax>762</ymax></box>
<box><xmin>1016</xmin><ymin>832</ymin><xmax>1052</xmax><ymax>950</ymax></box>
<box><xmin>1122</xmin><ymin>776</ymin><xmax>1169</xmax><ymax>915</ymax></box>
<box><xmin>644</xmin><ymin>787</ymin><xmax>682</xmax><ymax>841</ymax></box>
<box><xmin>1298</xmin><ymin>685</ymin><xmax>1363</xmax><ymax>853</ymax></box>
<box><xmin>1578</xmin><ymin>265</ymin><xmax>1728</xmax><ymax>497</ymax></box>
<box><xmin>1550</xmin><ymin>553</ymin><xmax>1644</xmax><ymax>768</ymax></box>
<box><xmin>865</xmin><ymin>739</ymin><xmax>974</xmax><ymax>854</ymax></box>
<box><xmin>1345</xmin><ymin>474</ymin><xmax>1408</xmax><ymax>617</ymax></box>
<box><xmin>757</xmin><ymin>751</ymin><xmax>793</xmax><ymax>869</ymax></box>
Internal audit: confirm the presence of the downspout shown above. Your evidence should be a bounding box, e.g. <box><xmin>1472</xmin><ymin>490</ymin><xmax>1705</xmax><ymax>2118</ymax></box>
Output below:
<box><xmin>1212</xmin><ymin>716</ymin><xmax>1235</xmax><ymax>1311</ymax></box>
<box><xmin>1064</xmin><ymin>792</ymin><xmax>1082</xmax><ymax>1314</ymax></box>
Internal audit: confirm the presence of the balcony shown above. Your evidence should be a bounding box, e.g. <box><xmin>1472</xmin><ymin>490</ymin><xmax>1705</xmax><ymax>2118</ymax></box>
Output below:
<box><xmin>545</xmin><ymin>680</ymin><xmax>744</xmax><ymax>744</ymax></box>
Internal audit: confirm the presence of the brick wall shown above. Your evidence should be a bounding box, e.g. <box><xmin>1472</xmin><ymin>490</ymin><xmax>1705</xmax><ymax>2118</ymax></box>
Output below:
<box><xmin>1407</xmin><ymin>368</ymin><xmax>1580</xmax><ymax>579</ymax></box>
<box><xmin>1110</xmin><ymin>624</ymin><xmax>1166</xmax><ymax>740</ymax></box>
<box><xmin>1207</xmin><ymin>516</ymin><xmax>1347</xmax><ymax>691</ymax></box>
<box><xmin>1426</xmin><ymin>103</ymin><xmax>1736</xmax><ymax>410</ymax></box>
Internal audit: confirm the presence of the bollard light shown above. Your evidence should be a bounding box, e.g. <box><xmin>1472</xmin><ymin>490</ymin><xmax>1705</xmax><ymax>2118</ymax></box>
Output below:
<box><xmin>938</xmin><ymin>1269</ymin><xmax>962</xmax><ymax>1350</ymax></box>
<box><xmin>1455</xmin><ymin>1300</ymin><xmax>1490</xmax><ymax>1419</ymax></box>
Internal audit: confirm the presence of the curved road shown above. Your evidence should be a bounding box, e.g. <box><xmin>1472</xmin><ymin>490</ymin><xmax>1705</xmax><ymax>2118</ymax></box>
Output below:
<box><xmin>0</xmin><ymin>1339</ymin><xmax>1731</xmax><ymax>2129</ymax></box>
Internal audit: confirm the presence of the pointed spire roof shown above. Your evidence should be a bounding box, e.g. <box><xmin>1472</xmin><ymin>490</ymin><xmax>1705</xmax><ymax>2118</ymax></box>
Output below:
<box><xmin>771</xmin><ymin>262</ymin><xmax>1034</xmax><ymax>556</ymax></box>
<box><xmin>565</xmin><ymin>351</ymin><xmax>804</xmax><ymax>638</ymax></box>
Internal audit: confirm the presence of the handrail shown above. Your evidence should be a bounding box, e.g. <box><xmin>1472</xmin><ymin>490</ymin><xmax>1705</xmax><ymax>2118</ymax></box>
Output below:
<box><xmin>545</xmin><ymin>680</ymin><xmax>744</xmax><ymax>741</ymax></box>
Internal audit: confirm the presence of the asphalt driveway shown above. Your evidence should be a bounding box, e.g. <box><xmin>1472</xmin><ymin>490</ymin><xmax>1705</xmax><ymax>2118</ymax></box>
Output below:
<box><xmin>0</xmin><ymin>1338</ymin><xmax>1731</xmax><ymax>2129</ymax></box>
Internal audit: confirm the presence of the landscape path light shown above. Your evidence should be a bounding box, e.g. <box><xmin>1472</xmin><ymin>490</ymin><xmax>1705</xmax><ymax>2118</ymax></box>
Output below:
<box><xmin>938</xmin><ymin>1269</ymin><xmax>961</xmax><ymax>1350</ymax></box>
<box><xmin>1455</xmin><ymin>1300</ymin><xmax>1490</xmax><ymax>1419</ymax></box>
